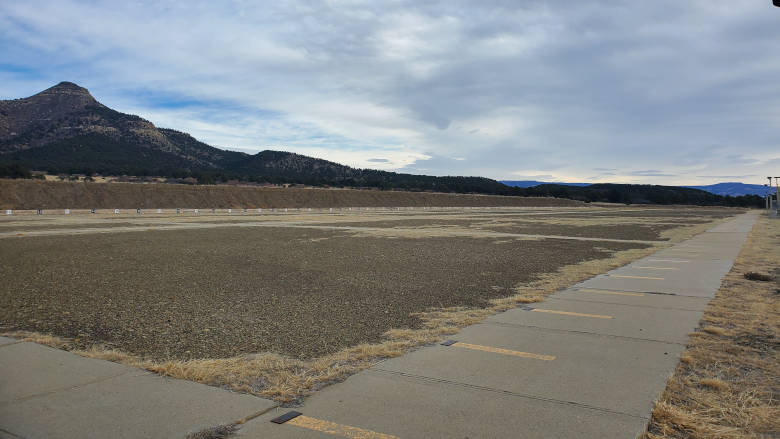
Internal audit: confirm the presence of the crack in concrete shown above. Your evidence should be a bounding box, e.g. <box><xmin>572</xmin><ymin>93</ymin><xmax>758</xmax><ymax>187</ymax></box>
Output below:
<box><xmin>0</xmin><ymin>370</ymin><xmax>133</xmax><ymax>406</ymax></box>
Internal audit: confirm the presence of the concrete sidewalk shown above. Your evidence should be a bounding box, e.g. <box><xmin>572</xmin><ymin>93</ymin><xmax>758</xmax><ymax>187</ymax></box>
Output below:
<box><xmin>0</xmin><ymin>339</ymin><xmax>278</xmax><ymax>439</ymax></box>
<box><xmin>0</xmin><ymin>213</ymin><xmax>756</xmax><ymax>439</ymax></box>
<box><xmin>238</xmin><ymin>213</ymin><xmax>756</xmax><ymax>438</ymax></box>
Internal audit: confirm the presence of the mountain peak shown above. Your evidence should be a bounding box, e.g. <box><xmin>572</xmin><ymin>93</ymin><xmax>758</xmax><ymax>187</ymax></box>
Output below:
<box><xmin>40</xmin><ymin>81</ymin><xmax>94</xmax><ymax>98</ymax></box>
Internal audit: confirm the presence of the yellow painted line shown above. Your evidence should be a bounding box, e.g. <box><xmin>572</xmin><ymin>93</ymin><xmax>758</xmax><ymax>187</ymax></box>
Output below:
<box><xmin>577</xmin><ymin>288</ymin><xmax>644</xmax><ymax>297</ymax></box>
<box><xmin>632</xmin><ymin>266</ymin><xmax>680</xmax><ymax>271</ymax></box>
<box><xmin>648</xmin><ymin>259</ymin><xmax>689</xmax><ymax>263</ymax></box>
<box><xmin>532</xmin><ymin>308</ymin><xmax>613</xmax><ymax>319</ymax></box>
<box><xmin>287</xmin><ymin>415</ymin><xmax>399</xmax><ymax>439</ymax></box>
<box><xmin>609</xmin><ymin>274</ymin><xmax>665</xmax><ymax>280</ymax></box>
<box><xmin>453</xmin><ymin>342</ymin><xmax>555</xmax><ymax>361</ymax></box>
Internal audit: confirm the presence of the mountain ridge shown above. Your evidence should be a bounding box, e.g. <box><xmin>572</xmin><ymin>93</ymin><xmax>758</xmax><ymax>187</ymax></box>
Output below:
<box><xmin>501</xmin><ymin>180</ymin><xmax>769</xmax><ymax>197</ymax></box>
<box><xmin>0</xmin><ymin>82</ymin><xmax>508</xmax><ymax>193</ymax></box>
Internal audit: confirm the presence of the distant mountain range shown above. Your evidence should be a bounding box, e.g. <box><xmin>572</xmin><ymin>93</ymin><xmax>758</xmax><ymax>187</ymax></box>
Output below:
<box><xmin>502</xmin><ymin>180</ymin><xmax>769</xmax><ymax>197</ymax></box>
<box><xmin>501</xmin><ymin>180</ymin><xmax>591</xmax><ymax>188</ymax></box>
<box><xmin>684</xmin><ymin>182</ymin><xmax>771</xmax><ymax>197</ymax></box>
<box><xmin>0</xmin><ymin>82</ymin><xmax>764</xmax><ymax>207</ymax></box>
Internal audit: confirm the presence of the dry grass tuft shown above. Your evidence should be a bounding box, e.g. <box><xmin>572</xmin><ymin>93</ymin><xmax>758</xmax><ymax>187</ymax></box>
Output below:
<box><xmin>642</xmin><ymin>215</ymin><xmax>780</xmax><ymax>439</ymax></box>
<box><xmin>700</xmin><ymin>326</ymin><xmax>728</xmax><ymax>336</ymax></box>
<box><xmin>1</xmin><ymin>330</ymin><xmax>71</xmax><ymax>349</ymax></box>
<box><xmin>699</xmin><ymin>378</ymin><xmax>729</xmax><ymax>391</ymax></box>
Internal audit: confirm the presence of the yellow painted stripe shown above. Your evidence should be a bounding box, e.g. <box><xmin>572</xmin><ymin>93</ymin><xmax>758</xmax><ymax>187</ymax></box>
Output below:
<box><xmin>632</xmin><ymin>266</ymin><xmax>680</xmax><ymax>271</ymax></box>
<box><xmin>287</xmin><ymin>415</ymin><xmax>399</xmax><ymax>439</ymax></box>
<box><xmin>453</xmin><ymin>342</ymin><xmax>555</xmax><ymax>361</ymax></box>
<box><xmin>532</xmin><ymin>308</ymin><xmax>613</xmax><ymax>319</ymax></box>
<box><xmin>609</xmin><ymin>274</ymin><xmax>665</xmax><ymax>280</ymax></box>
<box><xmin>577</xmin><ymin>288</ymin><xmax>644</xmax><ymax>297</ymax></box>
<box><xmin>648</xmin><ymin>258</ymin><xmax>689</xmax><ymax>263</ymax></box>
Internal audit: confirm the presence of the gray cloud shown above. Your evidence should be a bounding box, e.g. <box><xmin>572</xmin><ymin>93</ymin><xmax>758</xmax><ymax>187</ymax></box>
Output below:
<box><xmin>1</xmin><ymin>1</ymin><xmax>778</xmax><ymax>185</ymax></box>
<box><xmin>696</xmin><ymin>175</ymin><xmax>757</xmax><ymax>179</ymax></box>
<box><xmin>629</xmin><ymin>170</ymin><xmax>677</xmax><ymax>177</ymax></box>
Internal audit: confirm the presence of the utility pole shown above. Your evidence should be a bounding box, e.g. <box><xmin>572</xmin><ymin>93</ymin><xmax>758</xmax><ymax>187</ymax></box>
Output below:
<box><xmin>775</xmin><ymin>177</ymin><xmax>780</xmax><ymax>212</ymax></box>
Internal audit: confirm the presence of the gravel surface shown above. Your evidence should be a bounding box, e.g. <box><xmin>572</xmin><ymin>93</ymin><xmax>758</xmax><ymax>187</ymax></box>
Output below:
<box><xmin>318</xmin><ymin>219</ymin><xmax>679</xmax><ymax>241</ymax></box>
<box><xmin>549</xmin><ymin>209</ymin><xmax>740</xmax><ymax>220</ymax></box>
<box><xmin>0</xmin><ymin>226</ymin><xmax>646</xmax><ymax>360</ymax></box>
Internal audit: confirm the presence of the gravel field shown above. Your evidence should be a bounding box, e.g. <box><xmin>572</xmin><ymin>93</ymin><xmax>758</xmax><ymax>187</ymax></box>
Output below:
<box><xmin>0</xmin><ymin>206</ymin><xmax>739</xmax><ymax>362</ymax></box>
<box><xmin>317</xmin><ymin>219</ymin><xmax>680</xmax><ymax>241</ymax></box>
<box><xmin>1</xmin><ymin>226</ymin><xmax>643</xmax><ymax>360</ymax></box>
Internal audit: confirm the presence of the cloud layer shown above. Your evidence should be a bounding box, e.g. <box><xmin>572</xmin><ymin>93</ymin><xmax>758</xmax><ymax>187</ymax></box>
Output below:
<box><xmin>1</xmin><ymin>0</ymin><xmax>778</xmax><ymax>184</ymax></box>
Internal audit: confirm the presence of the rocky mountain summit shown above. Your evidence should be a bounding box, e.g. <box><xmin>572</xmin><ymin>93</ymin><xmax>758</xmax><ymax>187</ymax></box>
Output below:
<box><xmin>0</xmin><ymin>82</ymin><xmax>230</xmax><ymax>168</ymax></box>
<box><xmin>0</xmin><ymin>82</ymin><xmax>102</xmax><ymax>148</ymax></box>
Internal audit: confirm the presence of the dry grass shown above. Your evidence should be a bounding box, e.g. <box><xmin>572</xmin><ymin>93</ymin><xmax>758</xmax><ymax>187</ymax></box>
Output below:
<box><xmin>641</xmin><ymin>215</ymin><xmax>779</xmax><ymax>439</ymax></box>
<box><xmin>1</xmin><ymin>213</ymin><xmax>738</xmax><ymax>405</ymax></box>
<box><xmin>1</xmin><ymin>330</ymin><xmax>71</xmax><ymax>349</ymax></box>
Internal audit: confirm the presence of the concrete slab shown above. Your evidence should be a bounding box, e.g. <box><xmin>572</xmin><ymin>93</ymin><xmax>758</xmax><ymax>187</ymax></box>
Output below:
<box><xmin>615</xmin><ymin>261</ymin><xmax>733</xmax><ymax>284</ymax></box>
<box><xmin>577</xmin><ymin>273</ymin><xmax>720</xmax><ymax>297</ymax></box>
<box><xmin>239</xmin><ymin>370</ymin><xmax>648</xmax><ymax>439</ymax></box>
<box><xmin>375</xmin><ymin>322</ymin><xmax>684</xmax><ymax>417</ymax></box>
<box><xmin>552</xmin><ymin>288</ymin><xmax>712</xmax><ymax>311</ymax></box>
<box><xmin>0</xmin><ymin>337</ymin><xmax>18</xmax><ymax>348</ymax></box>
<box><xmin>0</xmin><ymin>342</ymin><xmax>130</xmax><ymax>403</ymax></box>
<box><xmin>576</xmin><ymin>243</ymin><xmax>741</xmax><ymax>297</ymax></box>
<box><xmin>1</xmin><ymin>369</ymin><xmax>276</xmax><ymax>439</ymax></box>
<box><xmin>486</xmin><ymin>299</ymin><xmax>704</xmax><ymax>343</ymax></box>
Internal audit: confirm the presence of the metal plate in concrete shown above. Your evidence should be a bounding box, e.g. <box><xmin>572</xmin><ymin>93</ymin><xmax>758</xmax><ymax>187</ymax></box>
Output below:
<box><xmin>551</xmin><ymin>288</ymin><xmax>712</xmax><ymax>311</ymax></box>
<box><xmin>1</xmin><ymin>370</ymin><xmax>276</xmax><ymax>439</ymax></box>
<box><xmin>0</xmin><ymin>342</ymin><xmax>130</xmax><ymax>403</ymax></box>
<box><xmin>375</xmin><ymin>322</ymin><xmax>683</xmax><ymax>417</ymax></box>
<box><xmin>486</xmin><ymin>300</ymin><xmax>703</xmax><ymax>344</ymax></box>
<box><xmin>238</xmin><ymin>369</ymin><xmax>648</xmax><ymax>439</ymax></box>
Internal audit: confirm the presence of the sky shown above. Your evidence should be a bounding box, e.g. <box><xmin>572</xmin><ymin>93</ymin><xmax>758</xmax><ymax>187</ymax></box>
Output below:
<box><xmin>1</xmin><ymin>1</ymin><xmax>779</xmax><ymax>185</ymax></box>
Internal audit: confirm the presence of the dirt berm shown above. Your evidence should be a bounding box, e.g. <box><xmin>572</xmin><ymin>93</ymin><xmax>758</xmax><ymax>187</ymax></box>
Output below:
<box><xmin>0</xmin><ymin>179</ymin><xmax>581</xmax><ymax>209</ymax></box>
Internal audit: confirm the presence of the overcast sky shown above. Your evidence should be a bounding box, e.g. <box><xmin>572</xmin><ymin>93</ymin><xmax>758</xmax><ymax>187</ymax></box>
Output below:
<box><xmin>1</xmin><ymin>1</ymin><xmax>778</xmax><ymax>184</ymax></box>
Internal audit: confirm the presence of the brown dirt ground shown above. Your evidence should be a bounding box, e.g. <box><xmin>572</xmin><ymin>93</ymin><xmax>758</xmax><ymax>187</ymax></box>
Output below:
<box><xmin>0</xmin><ymin>179</ymin><xmax>581</xmax><ymax>210</ymax></box>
